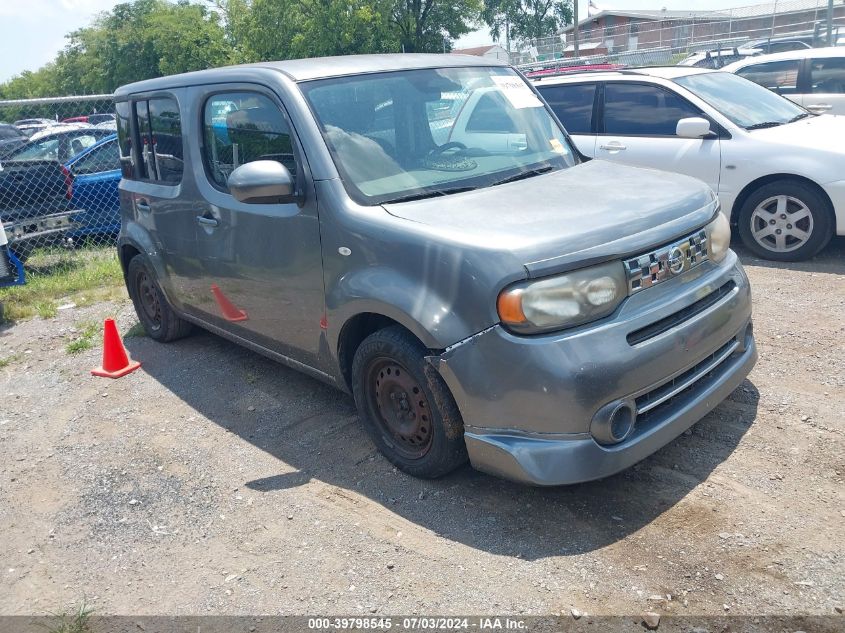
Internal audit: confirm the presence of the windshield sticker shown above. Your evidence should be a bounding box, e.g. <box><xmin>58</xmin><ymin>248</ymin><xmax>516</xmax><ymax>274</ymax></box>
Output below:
<box><xmin>549</xmin><ymin>138</ymin><xmax>566</xmax><ymax>154</ymax></box>
<box><xmin>491</xmin><ymin>76</ymin><xmax>543</xmax><ymax>109</ymax></box>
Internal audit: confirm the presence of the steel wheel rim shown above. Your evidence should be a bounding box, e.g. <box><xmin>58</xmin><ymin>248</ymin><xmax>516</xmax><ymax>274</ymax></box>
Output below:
<box><xmin>750</xmin><ymin>195</ymin><xmax>814</xmax><ymax>253</ymax></box>
<box><xmin>366</xmin><ymin>357</ymin><xmax>433</xmax><ymax>460</ymax></box>
<box><xmin>136</xmin><ymin>270</ymin><xmax>162</xmax><ymax>331</ymax></box>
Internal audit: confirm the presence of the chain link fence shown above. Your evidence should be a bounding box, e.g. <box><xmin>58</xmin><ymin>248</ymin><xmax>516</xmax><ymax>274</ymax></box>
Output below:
<box><xmin>514</xmin><ymin>0</ymin><xmax>845</xmax><ymax>70</ymax></box>
<box><xmin>0</xmin><ymin>95</ymin><xmax>121</xmax><ymax>319</ymax></box>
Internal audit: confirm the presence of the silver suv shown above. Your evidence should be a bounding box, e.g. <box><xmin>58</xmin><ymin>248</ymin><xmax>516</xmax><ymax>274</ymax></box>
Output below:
<box><xmin>115</xmin><ymin>54</ymin><xmax>756</xmax><ymax>485</ymax></box>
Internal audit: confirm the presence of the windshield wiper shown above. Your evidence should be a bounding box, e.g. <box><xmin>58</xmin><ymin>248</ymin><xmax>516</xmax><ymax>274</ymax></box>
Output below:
<box><xmin>788</xmin><ymin>112</ymin><xmax>812</xmax><ymax>123</ymax></box>
<box><xmin>489</xmin><ymin>165</ymin><xmax>554</xmax><ymax>188</ymax></box>
<box><xmin>380</xmin><ymin>186</ymin><xmax>477</xmax><ymax>204</ymax></box>
<box><xmin>745</xmin><ymin>121</ymin><xmax>784</xmax><ymax>130</ymax></box>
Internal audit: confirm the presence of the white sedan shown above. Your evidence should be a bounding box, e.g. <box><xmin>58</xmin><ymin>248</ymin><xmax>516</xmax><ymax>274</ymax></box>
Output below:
<box><xmin>535</xmin><ymin>67</ymin><xmax>845</xmax><ymax>261</ymax></box>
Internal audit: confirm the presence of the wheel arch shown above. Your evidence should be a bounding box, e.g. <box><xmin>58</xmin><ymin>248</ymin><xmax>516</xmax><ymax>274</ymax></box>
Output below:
<box><xmin>336</xmin><ymin>311</ymin><xmax>431</xmax><ymax>393</ymax></box>
<box><xmin>730</xmin><ymin>174</ymin><xmax>835</xmax><ymax>225</ymax></box>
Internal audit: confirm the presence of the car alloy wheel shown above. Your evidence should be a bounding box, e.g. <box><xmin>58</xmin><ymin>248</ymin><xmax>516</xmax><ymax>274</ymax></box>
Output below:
<box><xmin>749</xmin><ymin>194</ymin><xmax>814</xmax><ymax>254</ymax></box>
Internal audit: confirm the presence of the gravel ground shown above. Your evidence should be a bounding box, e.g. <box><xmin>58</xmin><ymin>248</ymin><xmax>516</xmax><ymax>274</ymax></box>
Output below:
<box><xmin>0</xmin><ymin>241</ymin><xmax>843</xmax><ymax>621</ymax></box>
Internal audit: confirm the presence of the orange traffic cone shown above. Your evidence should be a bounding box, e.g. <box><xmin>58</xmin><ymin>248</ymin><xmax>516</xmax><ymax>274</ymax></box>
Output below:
<box><xmin>91</xmin><ymin>318</ymin><xmax>141</xmax><ymax>378</ymax></box>
<box><xmin>211</xmin><ymin>284</ymin><xmax>248</xmax><ymax>322</ymax></box>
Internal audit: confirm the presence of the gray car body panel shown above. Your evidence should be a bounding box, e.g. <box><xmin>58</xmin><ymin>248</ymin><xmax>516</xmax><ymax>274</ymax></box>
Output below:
<box><xmin>115</xmin><ymin>54</ymin><xmax>756</xmax><ymax>485</ymax></box>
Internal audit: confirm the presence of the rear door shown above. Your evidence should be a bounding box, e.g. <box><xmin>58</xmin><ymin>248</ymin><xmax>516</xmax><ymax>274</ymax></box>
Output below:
<box><xmin>119</xmin><ymin>93</ymin><xmax>198</xmax><ymax>310</ymax></box>
<box><xmin>190</xmin><ymin>86</ymin><xmax>324</xmax><ymax>367</ymax></box>
<box><xmin>536</xmin><ymin>82</ymin><xmax>598</xmax><ymax>156</ymax></box>
<box><xmin>595</xmin><ymin>81</ymin><xmax>722</xmax><ymax>195</ymax></box>
<box><xmin>804</xmin><ymin>56</ymin><xmax>845</xmax><ymax>115</ymax></box>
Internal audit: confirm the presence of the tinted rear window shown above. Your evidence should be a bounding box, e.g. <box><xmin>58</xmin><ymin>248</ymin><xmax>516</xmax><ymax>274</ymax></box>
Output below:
<box><xmin>537</xmin><ymin>84</ymin><xmax>596</xmax><ymax>134</ymax></box>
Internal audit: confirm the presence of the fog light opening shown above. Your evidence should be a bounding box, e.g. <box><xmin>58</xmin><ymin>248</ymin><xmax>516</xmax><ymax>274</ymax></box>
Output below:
<box><xmin>608</xmin><ymin>403</ymin><xmax>636</xmax><ymax>443</ymax></box>
<box><xmin>592</xmin><ymin>400</ymin><xmax>637</xmax><ymax>445</ymax></box>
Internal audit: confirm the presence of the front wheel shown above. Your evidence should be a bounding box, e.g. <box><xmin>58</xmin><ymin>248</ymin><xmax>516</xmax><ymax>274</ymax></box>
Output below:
<box><xmin>737</xmin><ymin>180</ymin><xmax>833</xmax><ymax>261</ymax></box>
<box><xmin>351</xmin><ymin>326</ymin><xmax>468</xmax><ymax>478</ymax></box>
<box><xmin>126</xmin><ymin>255</ymin><xmax>192</xmax><ymax>342</ymax></box>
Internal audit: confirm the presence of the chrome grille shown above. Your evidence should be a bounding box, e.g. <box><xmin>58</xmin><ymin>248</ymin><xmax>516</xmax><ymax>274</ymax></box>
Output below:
<box><xmin>625</xmin><ymin>229</ymin><xmax>708</xmax><ymax>294</ymax></box>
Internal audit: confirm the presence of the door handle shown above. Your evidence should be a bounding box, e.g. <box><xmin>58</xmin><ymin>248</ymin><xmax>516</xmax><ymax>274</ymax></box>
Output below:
<box><xmin>196</xmin><ymin>215</ymin><xmax>219</xmax><ymax>228</ymax></box>
<box><xmin>136</xmin><ymin>200</ymin><xmax>151</xmax><ymax>213</ymax></box>
<box><xmin>599</xmin><ymin>142</ymin><xmax>627</xmax><ymax>151</ymax></box>
<box><xmin>806</xmin><ymin>103</ymin><xmax>832</xmax><ymax>112</ymax></box>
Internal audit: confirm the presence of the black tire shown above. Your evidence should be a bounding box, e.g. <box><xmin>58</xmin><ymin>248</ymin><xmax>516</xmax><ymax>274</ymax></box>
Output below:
<box><xmin>351</xmin><ymin>325</ymin><xmax>468</xmax><ymax>478</ymax></box>
<box><xmin>126</xmin><ymin>254</ymin><xmax>192</xmax><ymax>342</ymax></box>
<box><xmin>737</xmin><ymin>180</ymin><xmax>833</xmax><ymax>262</ymax></box>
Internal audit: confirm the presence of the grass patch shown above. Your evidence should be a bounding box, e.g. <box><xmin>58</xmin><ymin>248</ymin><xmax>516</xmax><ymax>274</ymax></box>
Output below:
<box><xmin>0</xmin><ymin>246</ymin><xmax>125</xmax><ymax>322</ymax></box>
<box><xmin>65</xmin><ymin>321</ymin><xmax>100</xmax><ymax>355</ymax></box>
<box><xmin>43</xmin><ymin>600</ymin><xmax>93</xmax><ymax>633</ymax></box>
<box><xmin>0</xmin><ymin>354</ymin><xmax>20</xmax><ymax>369</ymax></box>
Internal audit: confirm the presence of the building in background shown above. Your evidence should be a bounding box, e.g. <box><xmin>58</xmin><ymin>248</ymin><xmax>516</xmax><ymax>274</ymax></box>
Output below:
<box><xmin>451</xmin><ymin>45</ymin><xmax>510</xmax><ymax>63</ymax></box>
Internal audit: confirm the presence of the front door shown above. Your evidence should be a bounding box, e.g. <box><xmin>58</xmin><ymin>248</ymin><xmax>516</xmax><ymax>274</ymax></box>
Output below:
<box><xmin>595</xmin><ymin>82</ymin><xmax>722</xmax><ymax>196</ymax></box>
<box><xmin>190</xmin><ymin>87</ymin><xmax>325</xmax><ymax>367</ymax></box>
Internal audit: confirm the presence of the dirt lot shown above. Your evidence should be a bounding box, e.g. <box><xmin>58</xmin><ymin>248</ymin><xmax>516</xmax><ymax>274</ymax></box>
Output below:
<box><xmin>0</xmin><ymin>241</ymin><xmax>843</xmax><ymax>620</ymax></box>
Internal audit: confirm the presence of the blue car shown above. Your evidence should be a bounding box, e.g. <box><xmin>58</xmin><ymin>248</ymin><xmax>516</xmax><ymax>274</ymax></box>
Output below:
<box><xmin>64</xmin><ymin>134</ymin><xmax>121</xmax><ymax>238</ymax></box>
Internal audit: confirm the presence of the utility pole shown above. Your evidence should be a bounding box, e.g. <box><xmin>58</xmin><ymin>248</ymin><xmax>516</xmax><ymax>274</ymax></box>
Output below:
<box><xmin>573</xmin><ymin>0</ymin><xmax>580</xmax><ymax>58</ymax></box>
<box><xmin>828</xmin><ymin>0</ymin><xmax>834</xmax><ymax>46</ymax></box>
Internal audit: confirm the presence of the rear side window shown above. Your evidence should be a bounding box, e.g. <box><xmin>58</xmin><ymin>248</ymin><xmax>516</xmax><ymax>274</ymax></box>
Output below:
<box><xmin>809</xmin><ymin>57</ymin><xmax>845</xmax><ymax>94</ymax></box>
<box><xmin>202</xmin><ymin>92</ymin><xmax>298</xmax><ymax>190</ymax></box>
<box><xmin>67</xmin><ymin>134</ymin><xmax>101</xmax><ymax>161</ymax></box>
<box><xmin>736</xmin><ymin>60</ymin><xmax>801</xmax><ymax>94</ymax></box>
<box><xmin>70</xmin><ymin>140</ymin><xmax>120</xmax><ymax>175</ymax></box>
<box><xmin>115</xmin><ymin>101</ymin><xmax>134</xmax><ymax>178</ymax></box>
<box><xmin>538</xmin><ymin>84</ymin><xmax>596</xmax><ymax>134</ymax></box>
<box><xmin>603</xmin><ymin>83</ymin><xmax>701</xmax><ymax>136</ymax></box>
<box><xmin>132</xmin><ymin>96</ymin><xmax>183</xmax><ymax>184</ymax></box>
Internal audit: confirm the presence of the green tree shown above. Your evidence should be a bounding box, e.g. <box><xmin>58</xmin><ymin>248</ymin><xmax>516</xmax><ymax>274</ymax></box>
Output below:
<box><xmin>482</xmin><ymin>0</ymin><xmax>572</xmax><ymax>48</ymax></box>
<box><xmin>1</xmin><ymin>0</ymin><xmax>232</xmax><ymax>97</ymax></box>
<box><xmin>390</xmin><ymin>0</ymin><xmax>482</xmax><ymax>53</ymax></box>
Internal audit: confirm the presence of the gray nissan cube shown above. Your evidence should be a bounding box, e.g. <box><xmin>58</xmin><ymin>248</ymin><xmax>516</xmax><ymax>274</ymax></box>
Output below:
<box><xmin>114</xmin><ymin>54</ymin><xmax>757</xmax><ymax>485</ymax></box>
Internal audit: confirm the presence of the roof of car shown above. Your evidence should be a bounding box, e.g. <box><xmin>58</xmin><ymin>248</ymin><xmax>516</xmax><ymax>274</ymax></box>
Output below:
<box><xmin>115</xmin><ymin>54</ymin><xmax>507</xmax><ymax>96</ymax></box>
<box><xmin>532</xmin><ymin>66</ymin><xmax>715</xmax><ymax>85</ymax></box>
<box><xmin>721</xmin><ymin>46</ymin><xmax>844</xmax><ymax>71</ymax></box>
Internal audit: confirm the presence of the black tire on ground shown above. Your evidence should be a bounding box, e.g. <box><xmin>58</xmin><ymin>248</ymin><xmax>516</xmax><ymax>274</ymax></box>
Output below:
<box><xmin>737</xmin><ymin>180</ymin><xmax>833</xmax><ymax>262</ymax></box>
<box><xmin>351</xmin><ymin>325</ymin><xmax>468</xmax><ymax>478</ymax></box>
<box><xmin>126</xmin><ymin>254</ymin><xmax>192</xmax><ymax>342</ymax></box>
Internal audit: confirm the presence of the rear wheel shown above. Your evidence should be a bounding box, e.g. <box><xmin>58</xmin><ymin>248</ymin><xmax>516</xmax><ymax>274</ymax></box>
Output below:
<box><xmin>737</xmin><ymin>180</ymin><xmax>833</xmax><ymax>261</ymax></box>
<box><xmin>126</xmin><ymin>255</ymin><xmax>192</xmax><ymax>342</ymax></box>
<box><xmin>351</xmin><ymin>326</ymin><xmax>468</xmax><ymax>478</ymax></box>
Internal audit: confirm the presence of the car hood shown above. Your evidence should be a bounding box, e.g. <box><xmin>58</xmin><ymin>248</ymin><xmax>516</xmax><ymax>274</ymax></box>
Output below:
<box><xmin>748</xmin><ymin>113</ymin><xmax>845</xmax><ymax>153</ymax></box>
<box><xmin>382</xmin><ymin>160</ymin><xmax>717</xmax><ymax>277</ymax></box>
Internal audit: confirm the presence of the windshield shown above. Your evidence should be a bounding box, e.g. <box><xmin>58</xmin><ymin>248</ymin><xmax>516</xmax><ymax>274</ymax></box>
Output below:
<box><xmin>300</xmin><ymin>66</ymin><xmax>577</xmax><ymax>205</ymax></box>
<box><xmin>675</xmin><ymin>71</ymin><xmax>808</xmax><ymax>129</ymax></box>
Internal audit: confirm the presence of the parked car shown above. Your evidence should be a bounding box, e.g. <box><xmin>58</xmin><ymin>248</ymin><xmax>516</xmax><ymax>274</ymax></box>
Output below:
<box><xmin>678</xmin><ymin>47</ymin><xmax>762</xmax><ymax>69</ymax></box>
<box><xmin>738</xmin><ymin>37</ymin><xmax>812</xmax><ymax>55</ymax></box>
<box><xmin>0</xmin><ymin>127</ymin><xmax>113</xmax><ymax>259</ymax></box>
<box><xmin>62</xmin><ymin>113</ymin><xmax>115</xmax><ymax>125</ymax></box>
<box><xmin>13</xmin><ymin>118</ymin><xmax>57</xmax><ymax>137</ymax></box>
<box><xmin>535</xmin><ymin>67</ymin><xmax>845</xmax><ymax>261</ymax></box>
<box><xmin>723</xmin><ymin>47</ymin><xmax>845</xmax><ymax>115</ymax></box>
<box><xmin>115</xmin><ymin>54</ymin><xmax>756</xmax><ymax>486</ymax></box>
<box><xmin>64</xmin><ymin>134</ymin><xmax>121</xmax><ymax>238</ymax></box>
<box><xmin>0</xmin><ymin>124</ymin><xmax>28</xmax><ymax>159</ymax></box>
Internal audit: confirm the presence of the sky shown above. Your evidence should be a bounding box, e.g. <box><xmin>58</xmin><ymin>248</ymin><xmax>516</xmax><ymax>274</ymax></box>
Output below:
<box><xmin>2</xmin><ymin>0</ymin><xmax>758</xmax><ymax>83</ymax></box>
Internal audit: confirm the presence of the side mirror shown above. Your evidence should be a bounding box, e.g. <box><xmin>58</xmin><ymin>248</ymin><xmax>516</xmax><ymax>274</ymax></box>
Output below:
<box><xmin>676</xmin><ymin>117</ymin><xmax>714</xmax><ymax>139</ymax></box>
<box><xmin>228</xmin><ymin>160</ymin><xmax>295</xmax><ymax>204</ymax></box>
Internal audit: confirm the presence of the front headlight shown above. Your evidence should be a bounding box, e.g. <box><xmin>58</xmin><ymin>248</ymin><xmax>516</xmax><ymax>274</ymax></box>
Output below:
<box><xmin>706</xmin><ymin>211</ymin><xmax>731</xmax><ymax>264</ymax></box>
<box><xmin>497</xmin><ymin>260</ymin><xmax>627</xmax><ymax>334</ymax></box>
